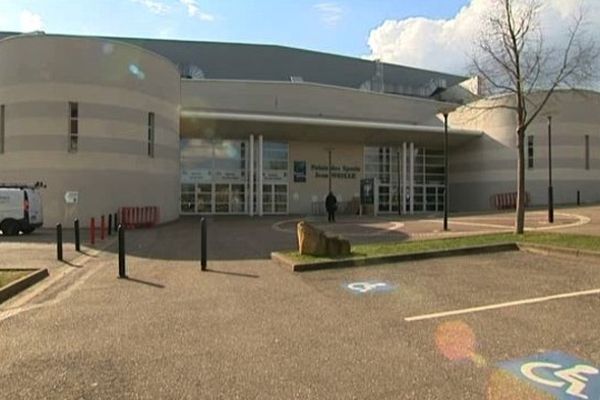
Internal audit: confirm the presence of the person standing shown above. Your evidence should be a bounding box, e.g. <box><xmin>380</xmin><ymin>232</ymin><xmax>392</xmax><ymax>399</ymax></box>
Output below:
<box><xmin>325</xmin><ymin>192</ymin><xmax>337</xmax><ymax>222</ymax></box>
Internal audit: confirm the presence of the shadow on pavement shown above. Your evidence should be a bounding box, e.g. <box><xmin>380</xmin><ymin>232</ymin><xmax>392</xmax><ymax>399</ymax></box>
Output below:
<box><xmin>4</xmin><ymin>216</ymin><xmax>410</xmax><ymax>262</ymax></box>
<box><xmin>115</xmin><ymin>216</ymin><xmax>411</xmax><ymax>262</ymax></box>
<box><xmin>120</xmin><ymin>276</ymin><xmax>165</xmax><ymax>289</ymax></box>
<box><xmin>204</xmin><ymin>268</ymin><xmax>259</xmax><ymax>279</ymax></box>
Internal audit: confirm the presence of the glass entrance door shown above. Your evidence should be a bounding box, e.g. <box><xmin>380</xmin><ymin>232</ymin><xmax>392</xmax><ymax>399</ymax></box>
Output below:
<box><xmin>377</xmin><ymin>185</ymin><xmax>401</xmax><ymax>213</ymax></box>
<box><xmin>214</xmin><ymin>183</ymin><xmax>246</xmax><ymax>214</ymax></box>
<box><xmin>180</xmin><ymin>183</ymin><xmax>246</xmax><ymax>214</ymax></box>
<box><xmin>262</xmin><ymin>183</ymin><xmax>288</xmax><ymax>214</ymax></box>
<box><xmin>196</xmin><ymin>184</ymin><xmax>213</xmax><ymax>213</ymax></box>
<box><xmin>214</xmin><ymin>184</ymin><xmax>230</xmax><ymax>213</ymax></box>
<box><xmin>425</xmin><ymin>185</ymin><xmax>445</xmax><ymax>212</ymax></box>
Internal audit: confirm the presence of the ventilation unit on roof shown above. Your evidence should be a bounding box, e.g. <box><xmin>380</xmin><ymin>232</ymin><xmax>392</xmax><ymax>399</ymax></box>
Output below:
<box><xmin>179</xmin><ymin>64</ymin><xmax>205</xmax><ymax>79</ymax></box>
<box><xmin>290</xmin><ymin>76</ymin><xmax>304</xmax><ymax>83</ymax></box>
<box><xmin>372</xmin><ymin>59</ymin><xmax>384</xmax><ymax>93</ymax></box>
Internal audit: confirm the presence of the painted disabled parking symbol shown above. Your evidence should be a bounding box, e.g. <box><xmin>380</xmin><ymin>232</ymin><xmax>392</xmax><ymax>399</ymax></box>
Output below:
<box><xmin>498</xmin><ymin>351</ymin><xmax>600</xmax><ymax>399</ymax></box>
<box><xmin>344</xmin><ymin>281</ymin><xmax>395</xmax><ymax>294</ymax></box>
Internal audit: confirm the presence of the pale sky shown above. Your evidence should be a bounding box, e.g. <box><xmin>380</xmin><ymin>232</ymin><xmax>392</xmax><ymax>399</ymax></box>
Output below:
<box><xmin>0</xmin><ymin>0</ymin><xmax>598</xmax><ymax>76</ymax></box>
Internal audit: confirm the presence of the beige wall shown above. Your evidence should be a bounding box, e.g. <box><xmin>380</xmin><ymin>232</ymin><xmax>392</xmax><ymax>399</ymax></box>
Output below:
<box><xmin>448</xmin><ymin>90</ymin><xmax>600</xmax><ymax>211</ymax></box>
<box><xmin>182</xmin><ymin>79</ymin><xmax>453</xmax><ymax>127</ymax></box>
<box><xmin>288</xmin><ymin>141</ymin><xmax>363</xmax><ymax>214</ymax></box>
<box><xmin>0</xmin><ymin>35</ymin><xmax>181</xmax><ymax>227</ymax></box>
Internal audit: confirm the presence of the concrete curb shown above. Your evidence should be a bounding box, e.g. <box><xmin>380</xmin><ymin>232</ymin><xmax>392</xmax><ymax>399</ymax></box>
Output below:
<box><xmin>0</xmin><ymin>269</ymin><xmax>49</xmax><ymax>304</ymax></box>
<box><xmin>271</xmin><ymin>243</ymin><xmax>519</xmax><ymax>272</ymax></box>
<box><xmin>518</xmin><ymin>243</ymin><xmax>600</xmax><ymax>260</ymax></box>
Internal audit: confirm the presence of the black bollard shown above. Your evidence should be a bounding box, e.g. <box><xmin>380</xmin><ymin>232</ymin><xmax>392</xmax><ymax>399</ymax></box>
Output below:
<box><xmin>108</xmin><ymin>214</ymin><xmax>112</xmax><ymax>236</ymax></box>
<box><xmin>118</xmin><ymin>224</ymin><xmax>126</xmax><ymax>278</ymax></box>
<box><xmin>577</xmin><ymin>190</ymin><xmax>581</xmax><ymax>206</ymax></box>
<box><xmin>74</xmin><ymin>219</ymin><xmax>80</xmax><ymax>252</ymax></box>
<box><xmin>114</xmin><ymin>212</ymin><xmax>118</xmax><ymax>232</ymax></box>
<box><xmin>56</xmin><ymin>223</ymin><xmax>63</xmax><ymax>261</ymax></box>
<box><xmin>201</xmin><ymin>217</ymin><xmax>207</xmax><ymax>270</ymax></box>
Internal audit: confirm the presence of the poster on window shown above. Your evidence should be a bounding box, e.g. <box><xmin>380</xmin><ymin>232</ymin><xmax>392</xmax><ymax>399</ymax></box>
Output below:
<box><xmin>360</xmin><ymin>178</ymin><xmax>375</xmax><ymax>205</ymax></box>
<box><xmin>293</xmin><ymin>161</ymin><xmax>307</xmax><ymax>183</ymax></box>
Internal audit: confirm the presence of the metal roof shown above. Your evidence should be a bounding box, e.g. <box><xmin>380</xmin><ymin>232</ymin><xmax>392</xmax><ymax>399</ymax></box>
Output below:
<box><xmin>0</xmin><ymin>31</ymin><xmax>467</xmax><ymax>97</ymax></box>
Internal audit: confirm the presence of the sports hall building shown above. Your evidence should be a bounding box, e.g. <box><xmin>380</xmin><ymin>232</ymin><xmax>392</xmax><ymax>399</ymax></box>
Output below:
<box><xmin>0</xmin><ymin>32</ymin><xmax>598</xmax><ymax>227</ymax></box>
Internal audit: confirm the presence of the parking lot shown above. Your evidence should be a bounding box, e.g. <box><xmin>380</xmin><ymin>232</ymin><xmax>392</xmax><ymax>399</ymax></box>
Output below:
<box><xmin>298</xmin><ymin>251</ymin><xmax>600</xmax><ymax>399</ymax></box>
<box><xmin>2</xmin><ymin>215</ymin><xmax>600</xmax><ymax>400</ymax></box>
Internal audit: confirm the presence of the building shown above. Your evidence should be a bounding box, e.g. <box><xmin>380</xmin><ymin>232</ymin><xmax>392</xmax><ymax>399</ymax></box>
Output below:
<box><xmin>0</xmin><ymin>32</ymin><xmax>598</xmax><ymax>227</ymax></box>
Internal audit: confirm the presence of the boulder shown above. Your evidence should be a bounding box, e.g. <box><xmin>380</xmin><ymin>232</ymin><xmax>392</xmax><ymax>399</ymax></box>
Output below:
<box><xmin>297</xmin><ymin>221</ymin><xmax>351</xmax><ymax>257</ymax></box>
<box><xmin>297</xmin><ymin>221</ymin><xmax>328</xmax><ymax>256</ymax></box>
<box><xmin>325</xmin><ymin>234</ymin><xmax>352</xmax><ymax>257</ymax></box>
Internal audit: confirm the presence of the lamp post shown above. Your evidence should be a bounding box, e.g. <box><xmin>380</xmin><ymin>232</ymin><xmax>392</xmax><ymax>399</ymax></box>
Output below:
<box><xmin>325</xmin><ymin>147</ymin><xmax>333</xmax><ymax>193</ymax></box>
<box><xmin>437</xmin><ymin>104</ymin><xmax>458</xmax><ymax>232</ymax></box>
<box><xmin>443</xmin><ymin>112</ymin><xmax>449</xmax><ymax>231</ymax></box>
<box><xmin>397</xmin><ymin>149</ymin><xmax>402</xmax><ymax>216</ymax></box>
<box><xmin>547</xmin><ymin>115</ymin><xmax>554</xmax><ymax>223</ymax></box>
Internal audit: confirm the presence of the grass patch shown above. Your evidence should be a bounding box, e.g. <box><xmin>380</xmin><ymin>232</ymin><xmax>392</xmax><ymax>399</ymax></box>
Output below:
<box><xmin>0</xmin><ymin>270</ymin><xmax>29</xmax><ymax>288</ymax></box>
<box><xmin>283</xmin><ymin>232</ymin><xmax>600</xmax><ymax>263</ymax></box>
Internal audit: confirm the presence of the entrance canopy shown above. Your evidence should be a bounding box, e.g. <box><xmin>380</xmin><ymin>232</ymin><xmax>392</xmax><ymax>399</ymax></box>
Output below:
<box><xmin>180</xmin><ymin>110</ymin><xmax>483</xmax><ymax>148</ymax></box>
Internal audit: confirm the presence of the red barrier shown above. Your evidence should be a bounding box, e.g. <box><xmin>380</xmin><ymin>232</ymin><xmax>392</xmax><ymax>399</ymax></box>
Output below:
<box><xmin>117</xmin><ymin>206</ymin><xmax>159</xmax><ymax>229</ymax></box>
<box><xmin>90</xmin><ymin>217</ymin><xmax>96</xmax><ymax>245</ymax></box>
<box><xmin>491</xmin><ymin>192</ymin><xmax>531</xmax><ymax>210</ymax></box>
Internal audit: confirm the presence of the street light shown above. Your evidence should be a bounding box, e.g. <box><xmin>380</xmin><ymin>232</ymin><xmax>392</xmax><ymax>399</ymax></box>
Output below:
<box><xmin>325</xmin><ymin>147</ymin><xmax>334</xmax><ymax>193</ymax></box>
<box><xmin>443</xmin><ymin>112</ymin><xmax>449</xmax><ymax>231</ymax></box>
<box><xmin>547</xmin><ymin>115</ymin><xmax>554</xmax><ymax>223</ymax></box>
<box><xmin>397</xmin><ymin>149</ymin><xmax>402</xmax><ymax>216</ymax></box>
<box><xmin>438</xmin><ymin>105</ymin><xmax>458</xmax><ymax>232</ymax></box>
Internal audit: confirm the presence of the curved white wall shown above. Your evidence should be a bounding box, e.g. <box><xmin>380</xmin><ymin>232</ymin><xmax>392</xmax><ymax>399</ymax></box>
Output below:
<box><xmin>0</xmin><ymin>34</ymin><xmax>181</xmax><ymax>227</ymax></box>
<box><xmin>448</xmin><ymin>90</ymin><xmax>600</xmax><ymax>211</ymax></box>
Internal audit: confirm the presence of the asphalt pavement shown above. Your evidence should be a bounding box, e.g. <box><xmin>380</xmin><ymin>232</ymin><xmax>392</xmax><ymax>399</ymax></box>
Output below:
<box><xmin>1</xmin><ymin>217</ymin><xmax>600</xmax><ymax>399</ymax></box>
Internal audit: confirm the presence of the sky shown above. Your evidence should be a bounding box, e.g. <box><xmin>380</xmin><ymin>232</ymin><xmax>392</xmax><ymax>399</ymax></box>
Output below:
<box><xmin>0</xmin><ymin>0</ymin><xmax>598</xmax><ymax>76</ymax></box>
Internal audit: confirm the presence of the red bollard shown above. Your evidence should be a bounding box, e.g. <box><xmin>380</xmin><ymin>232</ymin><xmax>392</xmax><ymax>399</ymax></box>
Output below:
<box><xmin>90</xmin><ymin>217</ymin><xmax>96</xmax><ymax>245</ymax></box>
<box><xmin>100</xmin><ymin>215</ymin><xmax>105</xmax><ymax>240</ymax></box>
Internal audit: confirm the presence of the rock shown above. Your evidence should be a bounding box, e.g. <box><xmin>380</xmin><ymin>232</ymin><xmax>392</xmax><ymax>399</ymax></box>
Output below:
<box><xmin>297</xmin><ymin>221</ymin><xmax>351</xmax><ymax>257</ymax></box>
<box><xmin>338</xmin><ymin>237</ymin><xmax>351</xmax><ymax>256</ymax></box>
<box><xmin>297</xmin><ymin>221</ymin><xmax>328</xmax><ymax>256</ymax></box>
<box><xmin>326</xmin><ymin>234</ymin><xmax>352</xmax><ymax>257</ymax></box>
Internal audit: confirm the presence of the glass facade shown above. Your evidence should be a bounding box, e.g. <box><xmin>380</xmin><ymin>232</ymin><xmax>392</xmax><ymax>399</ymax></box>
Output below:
<box><xmin>364</xmin><ymin>146</ymin><xmax>401</xmax><ymax>213</ymax></box>
<box><xmin>180</xmin><ymin>139</ymin><xmax>247</xmax><ymax>214</ymax></box>
<box><xmin>261</xmin><ymin>142</ymin><xmax>289</xmax><ymax>214</ymax></box>
<box><xmin>364</xmin><ymin>145</ymin><xmax>445</xmax><ymax>214</ymax></box>
<box><xmin>180</xmin><ymin>139</ymin><xmax>442</xmax><ymax>216</ymax></box>
<box><xmin>180</xmin><ymin>138</ymin><xmax>288</xmax><ymax>215</ymax></box>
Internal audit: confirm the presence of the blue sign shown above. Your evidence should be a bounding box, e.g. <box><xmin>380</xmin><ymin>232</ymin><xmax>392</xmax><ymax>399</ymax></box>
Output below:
<box><xmin>498</xmin><ymin>351</ymin><xmax>600</xmax><ymax>400</ymax></box>
<box><xmin>343</xmin><ymin>281</ymin><xmax>396</xmax><ymax>295</ymax></box>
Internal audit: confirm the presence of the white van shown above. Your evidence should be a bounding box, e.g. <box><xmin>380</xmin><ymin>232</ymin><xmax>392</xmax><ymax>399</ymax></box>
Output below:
<box><xmin>0</xmin><ymin>185</ymin><xmax>44</xmax><ymax>235</ymax></box>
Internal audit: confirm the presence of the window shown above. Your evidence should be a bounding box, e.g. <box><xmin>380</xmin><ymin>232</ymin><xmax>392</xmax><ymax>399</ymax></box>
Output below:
<box><xmin>0</xmin><ymin>104</ymin><xmax>5</xmax><ymax>154</ymax></box>
<box><xmin>68</xmin><ymin>102</ymin><xmax>78</xmax><ymax>152</ymax></box>
<box><xmin>585</xmin><ymin>135</ymin><xmax>590</xmax><ymax>170</ymax></box>
<box><xmin>147</xmin><ymin>112</ymin><xmax>155</xmax><ymax>157</ymax></box>
<box><xmin>527</xmin><ymin>136</ymin><xmax>534</xmax><ymax>169</ymax></box>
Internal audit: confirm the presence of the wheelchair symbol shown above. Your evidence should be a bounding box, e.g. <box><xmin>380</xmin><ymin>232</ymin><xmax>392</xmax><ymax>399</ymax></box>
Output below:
<box><xmin>347</xmin><ymin>282</ymin><xmax>388</xmax><ymax>293</ymax></box>
<box><xmin>521</xmin><ymin>361</ymin><xmax>599</xmax><ymax>399</ymax></box>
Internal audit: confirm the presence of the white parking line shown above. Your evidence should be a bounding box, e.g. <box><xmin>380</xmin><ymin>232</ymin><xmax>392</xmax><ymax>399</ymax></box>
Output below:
<box><xmin>405</xmin><ymin>288</ymin><xmax>600</xmax><ymax>322</ymax></box>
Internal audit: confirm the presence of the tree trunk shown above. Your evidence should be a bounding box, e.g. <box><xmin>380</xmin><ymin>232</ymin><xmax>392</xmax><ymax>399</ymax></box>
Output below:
<box><xmin>515</xmin><ymin>125</ymin><xmax>526</xmax><ymax>234</ymax></box>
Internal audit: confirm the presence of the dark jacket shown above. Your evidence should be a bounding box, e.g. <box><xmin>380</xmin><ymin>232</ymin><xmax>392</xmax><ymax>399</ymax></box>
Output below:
<box><xmin>325</xmin><ymin>193</ymin><xmax>337</xmax><ymax>212</ymax></box>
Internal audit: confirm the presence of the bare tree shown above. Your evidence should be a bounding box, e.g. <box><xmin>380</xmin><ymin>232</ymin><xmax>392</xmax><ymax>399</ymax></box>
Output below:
<box><xmin>471</xmin><ymin>0</ymin><xmax>598</xmax><ymax>234</ymax></box>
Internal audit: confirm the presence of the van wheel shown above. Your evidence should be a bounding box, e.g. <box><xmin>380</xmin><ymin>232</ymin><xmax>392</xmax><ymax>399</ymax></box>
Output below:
<box><xmin>0</xmin><ymin>220</ymin><xmax>20</xmax><ymax>236</ymax></box>
<box><xmin>22</xmin><ymin>226</ymin><xmax>35</xmax><ymax>234</ymax></box>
